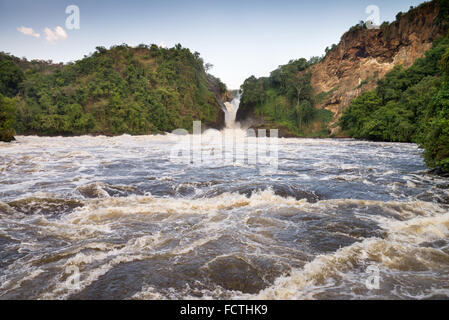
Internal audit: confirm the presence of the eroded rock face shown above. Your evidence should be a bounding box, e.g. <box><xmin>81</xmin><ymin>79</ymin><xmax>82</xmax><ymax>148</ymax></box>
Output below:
<box><xmin>310</xmin><ymin>1</ymin><xmax>445</xmax><ymax>130</ymax></box>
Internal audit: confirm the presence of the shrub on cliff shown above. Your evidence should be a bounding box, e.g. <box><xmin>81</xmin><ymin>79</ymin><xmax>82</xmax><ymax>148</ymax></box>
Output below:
<box><xmin>422</xmin><ymin>91</ymin><xmax>449</xmax><ymax>172</ymax></box>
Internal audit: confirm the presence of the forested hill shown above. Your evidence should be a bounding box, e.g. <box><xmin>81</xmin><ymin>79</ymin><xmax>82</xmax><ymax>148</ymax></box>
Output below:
<box><xmin>0</xmin><ymin>44</ymin><xmax>228</xmax><ymax>141</ymax></box>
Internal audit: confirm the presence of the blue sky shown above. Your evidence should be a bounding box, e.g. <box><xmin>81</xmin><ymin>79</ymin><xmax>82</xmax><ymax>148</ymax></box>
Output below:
<box><xmin>0</xmin><ymin>0</ymin><xmax>424</xmax><ymax>88</ymax></box>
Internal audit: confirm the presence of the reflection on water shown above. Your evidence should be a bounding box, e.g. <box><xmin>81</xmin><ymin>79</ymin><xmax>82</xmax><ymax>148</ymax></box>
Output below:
<box><xmin>0</xmin><ymin>135</ymin><xmax>448</xmax><ymax>300</ymax></box>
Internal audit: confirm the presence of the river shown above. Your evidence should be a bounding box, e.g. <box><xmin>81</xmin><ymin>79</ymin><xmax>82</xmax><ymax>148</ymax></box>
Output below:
<box><xmin>0</xmin><ymin>120</ymin><xmax>449</xmax><ymax>299</ymax></box>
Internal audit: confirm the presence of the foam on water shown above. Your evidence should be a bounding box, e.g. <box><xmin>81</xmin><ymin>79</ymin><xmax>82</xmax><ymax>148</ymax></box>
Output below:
<box><xmin>0</xmin><ymin>135</ymin><xmax>448</xmax><ymax>299</ymax></box>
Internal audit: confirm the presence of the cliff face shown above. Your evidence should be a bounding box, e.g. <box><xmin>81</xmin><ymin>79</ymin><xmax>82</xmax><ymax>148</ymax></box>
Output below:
<box><xmin>310</xmin><ymin>1</ymin><xmax>446</xmax><ymax>133</ymax></box>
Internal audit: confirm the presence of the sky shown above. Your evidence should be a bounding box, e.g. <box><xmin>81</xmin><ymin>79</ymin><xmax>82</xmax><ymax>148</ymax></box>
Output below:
<box><xmin>0</xmin><ymin>0</ymin><xmax>424</xmax><ymax>89</ymax></box>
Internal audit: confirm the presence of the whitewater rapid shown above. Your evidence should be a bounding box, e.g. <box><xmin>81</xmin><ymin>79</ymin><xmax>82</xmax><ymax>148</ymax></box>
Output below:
<box><xmin>0</xmin><ymin>135</ymin><xmax>448</xmax><ymax>299</ymax></box>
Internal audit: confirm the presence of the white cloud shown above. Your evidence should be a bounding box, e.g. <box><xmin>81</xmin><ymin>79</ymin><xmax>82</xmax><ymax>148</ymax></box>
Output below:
<box><xmin>17</xmin><ymin>26</ymin><xmax>40</xmax><ymax>38</ymax></box>
<box><xmin>44</xmin><ymin>26</ymin><xmax>68</xmax><ymax>43</ymax></box>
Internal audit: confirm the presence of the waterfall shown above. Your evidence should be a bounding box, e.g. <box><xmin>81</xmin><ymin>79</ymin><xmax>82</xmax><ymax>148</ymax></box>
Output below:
<box><xmin>223</xmin><ymin>92</ymin><xmax>241</xmax><ymax>129</ymax></box>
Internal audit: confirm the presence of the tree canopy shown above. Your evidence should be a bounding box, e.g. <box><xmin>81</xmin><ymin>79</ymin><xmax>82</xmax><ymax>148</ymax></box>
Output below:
<box><xmin>0</xmin><ymin>44</ymin><xmax>226</xmax><ymax>139</ymax></box>
<box><xmin>238</xmin><ymin>57</ymin><xmax>332</xmax><ymax>137</ymax></box>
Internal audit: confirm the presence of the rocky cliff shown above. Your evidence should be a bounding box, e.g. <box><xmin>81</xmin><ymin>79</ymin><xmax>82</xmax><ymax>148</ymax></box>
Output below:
<box><xmin>311</xmin><ymin>1</ymin><xmax>447</xmax><ymax>133</ymax></box>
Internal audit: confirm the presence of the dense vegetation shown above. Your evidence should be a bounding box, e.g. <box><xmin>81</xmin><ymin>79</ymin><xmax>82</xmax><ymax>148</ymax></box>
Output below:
<box><xmin>0</xmin><ymin>94</ymin><xmax>17</xmax><ymax>142</ymax></box>
<box><xmin>340</xmin><ymin>35</ymin><xmax>449</xmax><ymax>172</ymax></box>
<box><xmin>238</xmin><ymin>57</ymin><xmax>333</xmax><ymax>137</ymax></box>
<box><xmin>0</xmin><ymin>44</ymin><xmax>226</xmax><ymax>139</ymax></box>
<box><xmin>0</xmin><ymin>56</ymin><xmax>24</xmax><ymax>141</ymax></box>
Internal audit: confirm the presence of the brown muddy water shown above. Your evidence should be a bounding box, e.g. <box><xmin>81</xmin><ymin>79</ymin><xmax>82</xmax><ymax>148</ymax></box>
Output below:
<box><xmin>0</xmin><ymin>134</ymin><xmax>448</xmax><ymax>300</ymax></box>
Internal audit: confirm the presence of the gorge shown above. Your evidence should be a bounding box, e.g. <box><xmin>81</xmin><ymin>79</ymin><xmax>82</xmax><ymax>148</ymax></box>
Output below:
<box><xmin>236</xmin><ymin>0</ymin><xmax>449</xmax><ymax>173</ymax></box>
<box><xmin>0</xmin><ymin>0</ymin><xmax>449</xmax><ymax>302</ymax></box>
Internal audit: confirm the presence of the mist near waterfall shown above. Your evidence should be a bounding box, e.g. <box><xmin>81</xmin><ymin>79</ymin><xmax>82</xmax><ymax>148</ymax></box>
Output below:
<box><xmin>224</xmin><ymin>93</ymin><xmax>241</xmax><ymax>129</ymax></box>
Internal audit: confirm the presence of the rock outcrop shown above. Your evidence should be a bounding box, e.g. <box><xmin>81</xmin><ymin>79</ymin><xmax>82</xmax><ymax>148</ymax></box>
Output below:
<box><xmin>309</xmin><ymin>1</ymin><xmax>446</xmax><ymax>133</ymax></box>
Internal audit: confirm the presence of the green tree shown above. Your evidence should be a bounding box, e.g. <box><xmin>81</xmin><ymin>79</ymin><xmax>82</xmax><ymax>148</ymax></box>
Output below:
<box><xmin>0</xmin><ymin>93</ymin><xmax>17</xmax><ymax>142</ymax></box>
<box><xmin>0</xmin><ymin>57</ymin><xmax>24</xmax><ymax>97</ymax></box>
<box><xmin>440</xmin><ymin>48</ymin><xmax>449</xmax><ymax>74</ymax></box>
<box><xmin>239</xmin><ymin>57</ymin><xmax>330</xmax><ymax>136</ymax></box>
<box><xmin>295</xmin><ymin>100</ymin><xmax>315</xmax><ymax>130</ymax></box>
<box><xmin>339</xmin><ymin>91</ymin><xmax>382</xmax><ymax>138</ymax></box>
<box><xmin>422</xmin><ymin>80</ymin><xmax>449</xmax><ymax>171</ymax></box>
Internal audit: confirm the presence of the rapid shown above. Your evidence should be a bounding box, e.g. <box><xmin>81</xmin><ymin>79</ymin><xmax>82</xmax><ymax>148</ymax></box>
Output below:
<box><xmin>0</xmin><ymin>97</ymin><xmax>448</xmax><ymax>299</ymax></box>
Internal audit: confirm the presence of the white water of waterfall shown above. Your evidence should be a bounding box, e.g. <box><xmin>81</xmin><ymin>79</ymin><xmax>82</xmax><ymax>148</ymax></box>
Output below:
<box><xmin>224</xmin><ymin>93</ymin><xmax>241</xmax><ymax>129</ymax></box>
